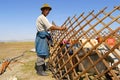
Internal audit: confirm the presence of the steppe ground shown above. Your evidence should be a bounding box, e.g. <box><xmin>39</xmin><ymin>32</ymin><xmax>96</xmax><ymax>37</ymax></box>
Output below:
<box><xmin>0</xmin><ymin>42</ymin><xmax>55</xmax><ymax>80</ymax></box>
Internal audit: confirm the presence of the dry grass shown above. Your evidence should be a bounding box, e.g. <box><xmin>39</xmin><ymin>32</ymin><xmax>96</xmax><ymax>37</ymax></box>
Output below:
<box><xmin>0</xmin><ymin>42</ymin><xmax>55</xmax><ymax>80</ymax></box>
<box><xmin>0</xmin><ymin>42</ymin><xmax>34</xmax><ymax>59</ymax></box>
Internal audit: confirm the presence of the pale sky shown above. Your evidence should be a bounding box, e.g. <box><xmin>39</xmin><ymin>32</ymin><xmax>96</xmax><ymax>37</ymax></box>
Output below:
<box><xmin>0</xmin><ymin>0</ymin><xmax>119</xmax><ymax>41</ymax></box>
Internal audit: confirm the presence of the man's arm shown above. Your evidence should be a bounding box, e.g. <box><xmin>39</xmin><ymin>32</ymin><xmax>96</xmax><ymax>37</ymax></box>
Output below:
<box><xmin>49</xmin><ymin>26</ymin><xmax>66</xmax><ymax>31</ymax></box>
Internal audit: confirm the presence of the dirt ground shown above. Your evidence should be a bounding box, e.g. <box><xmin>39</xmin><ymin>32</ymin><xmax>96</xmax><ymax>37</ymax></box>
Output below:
<box><xmin>0</xmin><ymin>42</ymin><xmax>55</xmax><ymax>80</ymax></box>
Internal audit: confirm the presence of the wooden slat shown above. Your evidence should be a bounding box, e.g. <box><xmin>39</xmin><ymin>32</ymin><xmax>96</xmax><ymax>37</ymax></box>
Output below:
<box><xmin>49</xmin><ymin>6</ymin><xmax>120</xmax><ymax>80</ymax></box>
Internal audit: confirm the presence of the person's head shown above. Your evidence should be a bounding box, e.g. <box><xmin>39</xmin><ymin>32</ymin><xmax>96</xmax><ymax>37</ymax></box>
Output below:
<box><xmin>41</xmin><ymin>3</ymin><xmax>52</xmax><ymax>16</ymax></box>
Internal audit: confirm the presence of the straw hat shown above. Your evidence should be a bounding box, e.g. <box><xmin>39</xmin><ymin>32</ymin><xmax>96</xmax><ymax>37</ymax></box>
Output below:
<box><xmin>41</xmin><ymin>3</ymin><xmax>52</xmax><ymax>11</ymax></box>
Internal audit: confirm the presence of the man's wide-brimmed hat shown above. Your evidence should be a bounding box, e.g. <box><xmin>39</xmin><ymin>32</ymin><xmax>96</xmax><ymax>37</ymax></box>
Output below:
<box><xmin>41</xmin><ymin>3</ymin><xmax>52</xmax><ymax>11</ymax></box>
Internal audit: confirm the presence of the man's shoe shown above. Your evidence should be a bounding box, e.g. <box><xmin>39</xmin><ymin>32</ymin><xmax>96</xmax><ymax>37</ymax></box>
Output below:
<box><xmin>36</xmin><ymin>65</ymin><xmax>48</xmax><ymax>76</ymax></box>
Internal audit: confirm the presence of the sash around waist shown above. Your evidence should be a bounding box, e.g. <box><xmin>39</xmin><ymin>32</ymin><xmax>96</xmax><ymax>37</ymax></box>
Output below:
<box><xmin>36</xmin><ymin>31</ymin><xmax>49</xmax><ymax>39</ymax></box>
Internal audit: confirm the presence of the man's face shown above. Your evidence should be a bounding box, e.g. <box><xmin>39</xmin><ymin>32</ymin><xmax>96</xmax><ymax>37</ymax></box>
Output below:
<box><xmin>42</xmin><ymin>8</ymin><xmax>50</xmax><ymax>16</ymax></box>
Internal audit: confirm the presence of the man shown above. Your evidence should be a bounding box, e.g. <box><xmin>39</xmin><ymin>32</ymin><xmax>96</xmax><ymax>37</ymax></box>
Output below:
<box><xmin>35</xmin><ymin>3</ymin><xmax>66</xmax><ymax>76</ymax></box>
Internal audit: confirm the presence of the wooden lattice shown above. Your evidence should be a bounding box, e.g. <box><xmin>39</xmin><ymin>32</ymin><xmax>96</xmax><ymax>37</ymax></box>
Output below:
<box><xmin>48</xmin><ymin>6</ymin><xmax>120</xmax><ymax>80</ymax></box>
